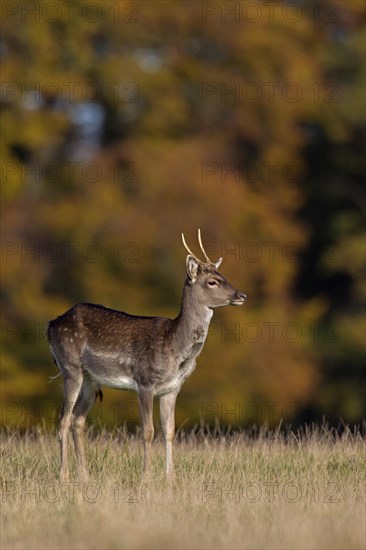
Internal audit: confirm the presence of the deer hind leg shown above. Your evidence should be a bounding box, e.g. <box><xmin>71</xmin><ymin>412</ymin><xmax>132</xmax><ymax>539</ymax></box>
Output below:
<box><xmin>71</xmin><ymin>378</ymin><xmax>100</xmax><ymax>482</ymax></box>
<box><xmin>59</xmin><ymin>371</ymin><xmax>83</xmax><ymax>482</ymax></box>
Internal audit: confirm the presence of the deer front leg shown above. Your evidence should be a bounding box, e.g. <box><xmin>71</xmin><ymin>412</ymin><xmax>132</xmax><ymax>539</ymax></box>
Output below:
<box><xmin>160</xmin><ymin>391</ymin><xmax>178</xmax><ymax>480</ymax></box>
<box><xmin>137</xmin><ymin>389</ymin><xmax>154</xmax><ymax>477</ymax></box>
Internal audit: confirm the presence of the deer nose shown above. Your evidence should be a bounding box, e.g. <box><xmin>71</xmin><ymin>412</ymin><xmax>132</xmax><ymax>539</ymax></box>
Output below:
<box><xmin>230</xmin><ymin>291</ymin><xmax>247</xmax><ymax>306</ymax></box>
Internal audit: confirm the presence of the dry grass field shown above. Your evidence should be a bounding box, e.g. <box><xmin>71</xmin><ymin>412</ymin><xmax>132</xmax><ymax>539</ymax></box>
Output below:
<box><xmin>1</xmin><ymin>424</ymin><xmax>365</xmax><ymax>550</ymax></box>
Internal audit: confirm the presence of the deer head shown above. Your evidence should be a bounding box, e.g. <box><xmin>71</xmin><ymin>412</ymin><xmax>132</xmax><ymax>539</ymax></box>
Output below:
<box><xmin>181</xmin><ymin>229</ymin><xmax>247</xmax><ymax>308</ymax></box>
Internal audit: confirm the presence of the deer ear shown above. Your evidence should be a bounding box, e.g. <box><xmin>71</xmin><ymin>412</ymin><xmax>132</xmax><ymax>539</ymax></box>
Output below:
<box><xmin>215</xmin><ymin>257</ymin><xmax>223</xmax><ymax>269</ymax></box>
<box><xmin>186</xmin><ymin>255</ymin><xmax>199</xmax><ymax>283</ymax></box>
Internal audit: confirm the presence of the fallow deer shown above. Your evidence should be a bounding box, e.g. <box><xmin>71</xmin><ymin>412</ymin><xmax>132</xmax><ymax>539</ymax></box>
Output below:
<box><xmin>47</xmin><ymin>230</ymin><xmax>247</xmax><ymax>481</ymax></box>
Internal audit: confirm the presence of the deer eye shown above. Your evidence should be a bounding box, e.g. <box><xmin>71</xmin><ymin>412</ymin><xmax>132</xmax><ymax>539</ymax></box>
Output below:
<box><xmin>208</xmin><ymin>279</ymin><xmax>219</xmax><ymax>287</ymax></box>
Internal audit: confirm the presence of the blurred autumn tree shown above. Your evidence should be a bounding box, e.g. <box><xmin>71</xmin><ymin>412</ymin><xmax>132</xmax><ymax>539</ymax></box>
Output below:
<box><xmin>1</xmin><ymin>0</ymin><xmax>365</xmax><ymax>429</ymax></box>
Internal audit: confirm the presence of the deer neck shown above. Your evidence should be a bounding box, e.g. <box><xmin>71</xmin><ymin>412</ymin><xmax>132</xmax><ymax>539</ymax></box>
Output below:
<box><xmin>173</xmin><ymin>281</ymin><xmax>213</xmax><ymax>353</ymax></box>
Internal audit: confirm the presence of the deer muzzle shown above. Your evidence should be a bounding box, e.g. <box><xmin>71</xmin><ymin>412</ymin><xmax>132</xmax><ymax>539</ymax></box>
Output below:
<box><xmin>230</xmin><ymin>291</ymin><xmax>247</xmax><ymax>306</ymax></box>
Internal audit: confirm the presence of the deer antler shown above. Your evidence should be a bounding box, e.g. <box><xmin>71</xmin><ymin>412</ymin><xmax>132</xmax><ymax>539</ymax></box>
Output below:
<box><xmin>182</xmin><ymin>229</ymin><xmax>222</xmax><ymax>268</ymax></box>
<box><xmin>197</xmin><ymin>229</ymin><xmax>212</xmax><ymax>264</ymax></box>
<box><xmin>181</xmin><ymin>232</ymin><xmax>200</xmax><ymax>262</ymax></box>
<box><xmin>198</xmin><ymin>229</ymin><xmax>222</xmax><ymax>267</ymax></box>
